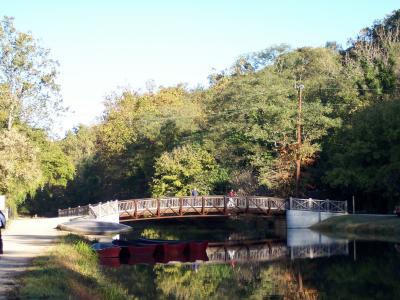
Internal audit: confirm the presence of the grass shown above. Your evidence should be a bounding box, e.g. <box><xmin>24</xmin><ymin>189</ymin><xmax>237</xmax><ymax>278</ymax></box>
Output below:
<box><xmin>311</xmin><ymin>214</ymin><xmax>400</xmax><ymax>242</ymax></box>
<box><xmin>12</xmin><ymin>234</ymin><xmax>135</xmax><ymax>300</ymax></box>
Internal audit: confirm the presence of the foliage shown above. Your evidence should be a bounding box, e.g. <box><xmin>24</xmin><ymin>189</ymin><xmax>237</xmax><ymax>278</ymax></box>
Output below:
<box><xmin>321</xmin><ymin>100</ymin><xmax>400</xmax><ymax>211</ymax></box>
<box><xmin>0</xmin><ymin>128</ymin><xmax>41</xmax><ymax>208</ymax></box>
<box><xmin>151</xmin><ymin>144</ymin><xmax>226</xmax><ymax>196</ymax></box>
<box><xmin>205</xmin><ymin>47</ymin><xmax>343</xmax><ymax>196</ymax></box>
<box><xmin>0</xmin><ymin>16</ymin><xmax>62</xmax><ymax>130</ymax></box>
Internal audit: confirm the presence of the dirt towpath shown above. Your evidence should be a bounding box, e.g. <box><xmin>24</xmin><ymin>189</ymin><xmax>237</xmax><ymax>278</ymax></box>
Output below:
<box><xmin>0</xmin><ymin>217</ymin><xmax>70</xmax><ymax>298</ymax></box>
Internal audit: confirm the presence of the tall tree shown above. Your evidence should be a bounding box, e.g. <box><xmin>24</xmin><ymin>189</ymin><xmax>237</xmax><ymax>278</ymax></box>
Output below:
<box><xmin>0</xmin><ymin>128</ymin><xmax>42</xmax><ymax>209</ymax></box>
<box><xmin>0</xmin><ymin>16</ymin><xmax>62</xmax><ymax>130</ymax></box>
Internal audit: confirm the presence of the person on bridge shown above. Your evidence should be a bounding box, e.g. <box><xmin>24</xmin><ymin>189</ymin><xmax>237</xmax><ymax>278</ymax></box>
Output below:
<box><xmin>227</xmin><ymin>189</ymin><xmax>236</xmax><ymax>207</ymax></box>
<box><xmin>191</xmin><ymin>188</ymin><xmax>199</xmax><ymax>197</ymax></box>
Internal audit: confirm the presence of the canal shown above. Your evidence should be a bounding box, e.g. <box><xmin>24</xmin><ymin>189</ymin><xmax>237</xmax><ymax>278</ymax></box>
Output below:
<box><xmin>99</xmin><ymin>216</ymin><xmax>400</xmax><ymax>299</ymax></box>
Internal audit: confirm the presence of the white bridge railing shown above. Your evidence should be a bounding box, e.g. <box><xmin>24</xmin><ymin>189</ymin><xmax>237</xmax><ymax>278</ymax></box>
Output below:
<box><xmin>289</xmin><ymin>197</ymin><xmax>347</xmax><ymax>213</ymax></box>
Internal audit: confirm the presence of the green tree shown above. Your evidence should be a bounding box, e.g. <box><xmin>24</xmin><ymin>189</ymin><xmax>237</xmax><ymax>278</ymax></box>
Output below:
<box><xmin>204</xmin><ymin>47</ymin><xmax>344</xmax><ymax>195</ymax></box>
<box><xmin>0</xmin><ymin>16</ymin><xmax>61</xmax><ymax>130</ymax></box>
<box><xmin>0</xmin><ymin>128</ymin><xmax>42</xmax><ymax>209</ymax></box>
<box><xmin>322</xmin><ymin>100</ymin><xmax>400</xmax><ymax>212</ymax></box>
<box><xmin>151</xmin><ymin>145</ymin><xmax>225</xmax><ymax>196</ymax></box>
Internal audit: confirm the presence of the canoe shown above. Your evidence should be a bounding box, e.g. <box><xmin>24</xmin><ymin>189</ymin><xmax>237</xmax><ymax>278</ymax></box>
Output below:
<box><xmin>91</xmin><ymin>242</ymin><xmax>121</xmax><ymax>258</ymax></box>
<box><xmin>127</xmin><ymin>244</ymin><xmax>157</xmax><ymax>256</ymax></box>
<box><xmin>188</xmin><ymin>241</ymin><xmax>208</xmax><ymax>253</ymax></box>
<box><xmin>138</xmin><ymin>238</ymin><xmax>208</xmax><ymax>255</ymax></box>
<box><xmin>186</xmin><ymin>250</ymin><xmax>209</xmax><ymax>262</ymax></box>
<box><xmin>127</xmin><ymin>255</ymin><xmax>156</xmax><ymax>266</ymax></box>
<box><xmin>112</xmin><ymin>239</ymin><xmax>157</xmax><ymax>256</ymax></box>
<box><xmin>58</xmin><ymin>219</ymin><xmax>132</xmax><ymax>235</ymax></box>
<box><xmin>137</xmin><ymin>238</ymin><xmax>187</xmax><ymax>255</ymax></box>
<box><xmin>99</xmin><ymin>257</ymin><xmax>121</xmax><ymax>268</ymax></box>
<box><xmin>155</xmin><ymin>251</ymin><xmax>187</xmax><ymax>264</ymax></box>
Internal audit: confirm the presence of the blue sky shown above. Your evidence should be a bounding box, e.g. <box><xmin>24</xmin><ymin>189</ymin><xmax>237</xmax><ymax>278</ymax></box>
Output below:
<box><xmin>2</xmin><ymin>0</ymin><xmax>399</xmax><ymax>135</ymax></box>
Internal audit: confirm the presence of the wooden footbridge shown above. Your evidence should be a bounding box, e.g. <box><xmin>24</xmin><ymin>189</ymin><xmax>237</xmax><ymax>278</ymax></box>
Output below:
<box><xmin>58</xmin><ymin>195</ymin><xmax>287</xmax><ymax>221</ymax></box>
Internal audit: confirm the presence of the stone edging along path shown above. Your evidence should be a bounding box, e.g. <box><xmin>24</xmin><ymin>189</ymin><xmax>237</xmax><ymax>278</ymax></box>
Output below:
<box><xmin>0</xmin><ymin>217</ymin><xmax>71</xmax><ymax>298</ymax></box>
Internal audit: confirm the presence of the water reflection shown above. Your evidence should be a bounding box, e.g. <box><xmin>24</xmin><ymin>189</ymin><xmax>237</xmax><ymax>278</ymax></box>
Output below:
<box><xmin>98</xmin><ymin>218</ymin><xmax>400</xmax><ymax>299</ymax></box>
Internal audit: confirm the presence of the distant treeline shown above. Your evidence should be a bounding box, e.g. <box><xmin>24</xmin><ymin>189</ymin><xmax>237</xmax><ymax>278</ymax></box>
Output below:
<box><xmin>1</xmin><ymin>11</ymin><xmax>400</xmax><ymax>215</ymax></box>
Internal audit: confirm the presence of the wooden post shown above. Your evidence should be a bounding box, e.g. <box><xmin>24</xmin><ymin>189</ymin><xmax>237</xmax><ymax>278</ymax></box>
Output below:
<box><xmin>223</xmin><ymin>196</ymin><xmax>227</xmax><ymax>215</ymax></box>
<box><xmin>201</xmin><ymin>197</ymin><xmax>205</xmax><ymax>215</ymax></box>
<box><xmin>245</xmin><ymin>197</ymin><xmax>249</xmax><ymax>213</ymax></box>
<box><xmin>134</xmin><ymin>200</ymin><xmax>137</xmax><ymax>218</ymax></box>
<box><xmin>352</xmin><ymin>195</ymin><xmax>355</xmax><ymax>214</ymax></box>
<box><xmin>179</xmin><ymin>197</ymin><xmax>183</xmax><ymax>216</ymax></box>
<box><xmin>156</xmin><ymin>199</ymin><xmax>160</xmax><ymax>217</ymax></box>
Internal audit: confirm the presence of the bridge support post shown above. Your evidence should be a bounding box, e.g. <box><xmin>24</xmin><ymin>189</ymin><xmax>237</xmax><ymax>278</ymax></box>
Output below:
<box><xmin>179</xmin><ymin>198</ymin><xmax>183</xmax><ymax>216</ymax></box>
<box><xmin>245</xmin><ymin>197</ymin><xmax>249</xmax><ymax>213</ymax></box>
<box><xmin>156</xmin><ymin>199</ymin><xmax>160</xmax><ymax>217</ymax></box>
<box><xmin>134</xmin><ymin>200</ymin><xmax>137</xmax><ymax>219</ymax></box>
<box><xmin>201</xmin><ymin>197</ymin><xmax>205</xmax><ymax>215</ymax></box>
<box><xmin>223</xmin><ymin>196</ymin><xmax>227</xmax><ymax>215</ymax></box>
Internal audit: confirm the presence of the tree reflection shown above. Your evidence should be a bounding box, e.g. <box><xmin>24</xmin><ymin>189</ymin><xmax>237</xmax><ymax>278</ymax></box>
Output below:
<box><xmin>103</xmin><ymin>261</ymin><xmax>318</xmax><ymax>300</ymax></box>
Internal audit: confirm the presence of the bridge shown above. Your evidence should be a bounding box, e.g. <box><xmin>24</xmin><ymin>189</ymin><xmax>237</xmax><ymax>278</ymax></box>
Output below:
<box><xmin>58</xmin><ymin>196</ymin><xmax>347</xmax><ymax>226</ymax></box>
<box><xmin>58</xmin><ymin>195</ymin><xmax>287</xmax><ymax>222</ymax></box>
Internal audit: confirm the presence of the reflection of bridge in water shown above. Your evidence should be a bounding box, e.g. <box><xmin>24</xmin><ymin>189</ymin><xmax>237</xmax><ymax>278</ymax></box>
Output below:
<box><xmin>205</xmin><ymin>238</ymin><xmax>349</xmax><ymax>264</ymax></box>
<box><xmin>100</xmin><ymin>231</ymin><xmax>350</xmax><ymax>267</ymax></box>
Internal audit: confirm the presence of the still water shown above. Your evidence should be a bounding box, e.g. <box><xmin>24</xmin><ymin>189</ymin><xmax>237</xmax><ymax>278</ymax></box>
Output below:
<box><xmin>100</xmin><ymin>217</ymin><xmax>400</xmax><ymax>300</ymax></box>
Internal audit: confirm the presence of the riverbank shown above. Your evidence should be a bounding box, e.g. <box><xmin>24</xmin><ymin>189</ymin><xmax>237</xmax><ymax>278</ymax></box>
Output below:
<box><xmin>0</xmin><ymin>217</ymin><xmax>68</xmax><ymax>299</ymax></box>
<box><xmin>311</xmin><ymin>214</ymin><xmax>400</xmax><ymax>242</ymax></box>
<box><xmin>12</xmin><ymin>234</ymin><xmax>132</xmax><ymax>300</ymax></box>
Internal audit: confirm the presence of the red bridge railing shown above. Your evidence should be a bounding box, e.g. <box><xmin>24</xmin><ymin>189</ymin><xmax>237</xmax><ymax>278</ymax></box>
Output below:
<box><xmin>58</xmin><ymin>195</ymin><xmax>287</xmax><ymax>220</ymax></box>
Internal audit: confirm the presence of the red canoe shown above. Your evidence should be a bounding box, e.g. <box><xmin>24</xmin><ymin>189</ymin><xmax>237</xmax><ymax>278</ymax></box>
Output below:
<box><xmin>188</xmin><ymin>241</ymin><xmax>208</xmax><ymax>253</ymax></box>
<box><xmin>127</xmin><ymin>244</ymin><xmax>157</xmax><ymax>256</ymax></box>
<box><xmin>91</xmin><ymin>242</ymin><xmax>121</xmax><ymax>258</ymax></box>
<box><xmin>137</xmin><ymin>238</ymin><xmax>188</xmax><ymax>256</ymax></box>
<box><xmin>127</xmin><ymin>255</ymin><xmax>156</xmax><ymax>266</ymax></box>
<box><xmin>159</xmin><ymin>242</ymin><xmax>187</xmax><ymax>256</ymax></box>
<box><xmin>99</xmin><ymin>257</ymin><xmax>121</xmax><ymax>268</ymax></box>
<box><xmin>187</xmin><ymin>250</ymin><xmax>209</xmax><ymax>262</ymax></box>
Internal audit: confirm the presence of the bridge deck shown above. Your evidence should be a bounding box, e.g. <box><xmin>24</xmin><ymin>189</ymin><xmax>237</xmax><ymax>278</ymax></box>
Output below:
<box><xmin>58</xmin><ymin>196</ymin><xmax>347</xmax><ymax>221</ymax></box>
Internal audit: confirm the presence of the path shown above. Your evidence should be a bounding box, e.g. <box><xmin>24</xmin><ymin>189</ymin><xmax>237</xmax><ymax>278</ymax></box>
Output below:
<box><xmin>0</xmin><ymin>217</ymin><xmax>69</xmax><ymax>298</ymax></box>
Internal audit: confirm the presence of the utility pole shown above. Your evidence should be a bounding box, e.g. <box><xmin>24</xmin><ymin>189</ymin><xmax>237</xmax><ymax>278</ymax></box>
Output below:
<box><xmin>295</xmin><ymin>83</ymin><xmax>304</xmax><ymax>197</ymax></box>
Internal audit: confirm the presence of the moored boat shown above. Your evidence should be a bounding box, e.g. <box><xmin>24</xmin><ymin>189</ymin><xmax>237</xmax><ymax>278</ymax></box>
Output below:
<box><xmin>188</xmin><ymin>241</ymin><xmax>208</xmax><ymax>253</ymax></box>
<box><xmin>127</xmin><ymin>255</ymin><xmax>156</xmax><ymax>266</ymax></box>
<box><xmin>137</xmin><ymin>238</ymin><xmax>188</xmax><ymax>255</ymax></box>
<box><xmin>186</xmin><ymin>250</ymin><xmax>209</xmax><ymax>262</ymax></box>
<box><xmin>99</xmin><ymin>257</ymin><xmax>121</xmax><ymax>268</ymax></box>
<box><xmin>112</xmin><ymin>239</ymin><xmax>158</xmax><ymax>256</ymax></box>
<box><xmin>91</xmin><ymin>242</ymin><xmax>121</xmax><ymax>258</ymax></box>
